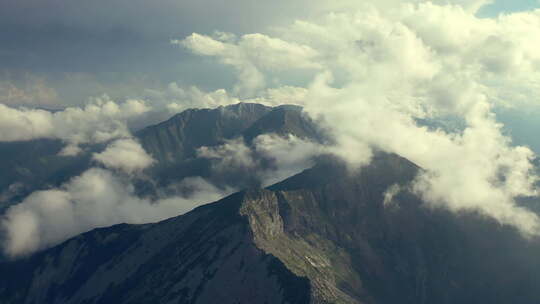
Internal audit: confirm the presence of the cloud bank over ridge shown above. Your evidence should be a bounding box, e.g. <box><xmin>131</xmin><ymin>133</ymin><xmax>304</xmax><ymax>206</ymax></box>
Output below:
<box><xmin>1</xmin><ymin>133</ymin><xmax>322</xmax><ymax>257</ymax></box>
<box><xmin>179</xmin><ymin>1</ymin><xmax>540</xmax><ymax>235</ymax></box>
<box><xmin>0</xmin><ymin>96</ymin><xmax>150</xmax><ymax>155</ymax></box>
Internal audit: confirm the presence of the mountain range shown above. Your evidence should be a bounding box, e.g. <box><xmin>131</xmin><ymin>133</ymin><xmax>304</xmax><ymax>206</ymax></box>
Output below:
<box><xmin>0</xmin><ymin>103</ymin><xmax>322</xmax><ymax>209</ymax></box>
<box><xmin>1</xmin><ymin>103</ymin><xmax>540</xmax><ymax>303</ymax></box>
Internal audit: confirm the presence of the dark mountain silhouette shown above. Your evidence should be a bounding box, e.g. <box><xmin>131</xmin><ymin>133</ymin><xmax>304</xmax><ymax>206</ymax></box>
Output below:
<box><xmin>0</xmin><ymin>140</ymin><xmax>96</xmax><ymax>212</ymax></box>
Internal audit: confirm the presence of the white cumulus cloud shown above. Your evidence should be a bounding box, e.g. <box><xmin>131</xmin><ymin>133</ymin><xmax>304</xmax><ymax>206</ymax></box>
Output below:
<box><xmin>1</xmin><ymin>168</ymin><xmax>231</xmax><ymax>257</ymax></box>
<box><xmin>0</xmin><ymin>96</ymin><xmax>150</xmax><ymax>154</ymax></box>
<box><xmin>180</xmin><ymin>1</ymin><xmax>540</xmax><ymax>236</ymax></box>
<box><xmin>93</xmin><ymin>138</ymin><xmax>155</xmax><ymax>174</ymax></box>
<box><xmin>176</xmin><ymin>32</ymin><xmax>321</xmax><ymax>96</ymax></box>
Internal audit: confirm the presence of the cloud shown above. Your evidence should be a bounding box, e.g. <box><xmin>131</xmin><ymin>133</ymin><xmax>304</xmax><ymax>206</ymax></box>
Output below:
<box><xmin>181</xmin><ymin>2</ymin><xmax>540</xmax><ymax>236</ymax></box>
<box><xmin>144</xmin><ymin>84</ymin><xmax>241</xmax><ymax>114</ymax></box>
<box><xmin>254</xmin><ymin>134</ymin><xmax>325</xmax><ymax>186</ymax></box>
<box><xmin>0</xmin><ymin>96</ymin><xmax>150</xmax><ymax>154</ymax></box>
<box><xmin>0</xmin><ymin>183</ymin><xmax>25</xmax><ymax>205</ymax></box>
<box><xmin>0</xmin><ymin>76</ymin><xmax>58</xmax><ymax>107</ymax></box>
<box><xmin>93</xmin><ymin>138</ymin><xmax>155</xmax><ymax>174</ymax></box>
<box><xmin>143</xmin><ymin>83</ymin><xmax>310</xmax><ymax>118</ymax></box>
<box><xmin>176</xmin><ymin>32</ymin><xmax>320</xmax><ymax>96</ymax></box>
<box><xmin>197</xmin><ymin>134</ymin><xmax>325</xmax><ymax>187</ymax></box>
<box><xmin>197</xmin><ymin>138</ymin><xmax>256</xmax><ymax>170</ymax></box>
<box><xmin>299</xmin><ymin>6</ymin><xmax>540</xmax><ymax>235</ymax></box>
<box><xmin>0</xmin><ymin>104</ymin><xmax>55</xmax><ymax>141</ymax></box>
<box><xmin>1</xmin><ymin>168</ymin><xmax>231</xmax><ymax>257</ymax></box>
<box><xmin>58</xmin><ymin>144</ymin><xmax>83</xmax><ymax>157</ymax></box>
<box><xmin>0</xmin><ymin>0</ymin><xmax>498</xmax><ymax>111</ymax></box>
<box><xmin>383</xmin><ymin>184</ymin><xmax>402</xmax><ymax>207</ymax></box>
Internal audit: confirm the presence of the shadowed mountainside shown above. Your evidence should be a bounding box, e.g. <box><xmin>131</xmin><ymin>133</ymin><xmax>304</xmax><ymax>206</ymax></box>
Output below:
<box><xmin>2</xmin><ymin>154</ymin><xmax>540</xmax><ymax>303</ymax></box>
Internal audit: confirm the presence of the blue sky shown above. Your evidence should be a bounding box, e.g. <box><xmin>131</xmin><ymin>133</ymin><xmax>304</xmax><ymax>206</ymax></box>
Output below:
<box><xmin>478</xmin><ymin>0</ymin><xmax>540</xmax><ymax>154</ymax></box>
<box><xmin>479</xmin><ymin>0</ymin><xmax>539</xmax><ymax>16</ymax></box>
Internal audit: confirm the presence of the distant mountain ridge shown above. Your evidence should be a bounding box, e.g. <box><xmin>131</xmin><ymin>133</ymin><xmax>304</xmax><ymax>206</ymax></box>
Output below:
<box><xmin>135</xmin><ymin>102</ymin><xmax>324</xmax><ymax>193</ymax></box>
<box><xmin>137</xmin><ymin>102</ymin><xmax>323</xmax><ymax>163</ymax></box>
<box><xmin>0</xmin><ymin>103</ymin><xmax>322</xmax><ymax>207</ymax></box>
<box><xmin>136</xmin><ymin>103</ymin><xmax>272</xmax><ymax>163</ymax></box>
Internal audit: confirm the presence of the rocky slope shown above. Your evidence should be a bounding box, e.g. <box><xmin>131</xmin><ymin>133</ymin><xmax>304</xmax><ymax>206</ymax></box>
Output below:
<box><xmin>2</xmin><ymin>153</ymin><xmax>540</xmax><ymax>303</ymax></box>
<box><xmin>0</xmin><ymin>188</ymin><xmax>314</xmax><ymax>304</ymax></box>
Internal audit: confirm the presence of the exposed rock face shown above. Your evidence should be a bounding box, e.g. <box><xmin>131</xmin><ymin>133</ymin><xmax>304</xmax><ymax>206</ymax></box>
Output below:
<box><xmin>3</xmin><ymin>153</ymin><xmax>540</xmax><ymax>303</ymax></box>
<box><xmin>0</xmin><ymin>192</ymin><xmax>311</xmax><ymax>304</ymax></box>
<box><xmin>240</xmin><ymin>154</ymin><xmax>420</xmax><ymax>304</ymax></box>
<box><xmin>245</xmin><ymin>155</ymin><xmax>540</xmax><ymax>304</ymax></box>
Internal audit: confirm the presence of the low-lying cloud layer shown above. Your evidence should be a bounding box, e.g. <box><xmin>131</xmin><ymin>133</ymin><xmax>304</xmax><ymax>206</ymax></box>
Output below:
<box><xmin>0</xmin><ymin>96</ymin><xmax>150</xmax><ymax>155</ymax></box>
<box><xmin>93</xmin><ymin>138</ymin><xmax>155</xmax><ymax>174</ymax></box>
<box><xmin>1</xmin><ymin>167</ymin><xmax>230</xmax><ymax>257</ymax></box>
<box><xmin>197</xmin><ymin>134</ymin><xmax>324</xmax><ymax>187</ymax></box>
